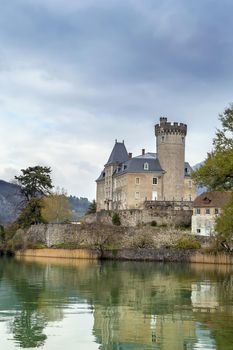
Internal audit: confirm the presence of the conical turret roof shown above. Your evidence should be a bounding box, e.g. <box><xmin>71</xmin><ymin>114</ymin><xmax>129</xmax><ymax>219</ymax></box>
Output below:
<box><xmin>106</xmin><ymin>141</ymin><xmax>128</xmax><ymax>165</ymax></box>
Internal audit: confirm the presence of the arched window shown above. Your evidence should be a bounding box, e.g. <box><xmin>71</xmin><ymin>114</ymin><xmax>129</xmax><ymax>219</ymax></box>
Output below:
<box><xmin>144</xmin><ymin>162</ymin><xmax>149</xmax><ymax>170</ymax></box>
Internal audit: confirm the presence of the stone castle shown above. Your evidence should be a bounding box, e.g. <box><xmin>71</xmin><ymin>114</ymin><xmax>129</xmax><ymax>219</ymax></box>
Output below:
<box><xmin>96</xmin><ymin>117</ymin><xmax>196</xmax><ymax>212</ymax></box>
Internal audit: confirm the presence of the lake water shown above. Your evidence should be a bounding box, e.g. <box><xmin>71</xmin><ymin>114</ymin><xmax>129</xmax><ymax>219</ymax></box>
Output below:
<box><xmin>0</xmin><ymin>257</ymin><xmax>232</xmax><ymax>350</ymax></box>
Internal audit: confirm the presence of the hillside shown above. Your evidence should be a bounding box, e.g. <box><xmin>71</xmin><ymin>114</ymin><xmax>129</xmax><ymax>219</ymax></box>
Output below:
<box><xmin>0</xmin><ymin>180</ymin><xmax>23</xmax><ymax>225</ymax></box>
<box><xmin>69</xmin><ymin>196</ymin><xmax>90</xmax><ymax>220</ymax></box>
<box><xmin>0</xmin><ymin>180</ymin><xmax>90</xmax><ymax>225</ymax></box>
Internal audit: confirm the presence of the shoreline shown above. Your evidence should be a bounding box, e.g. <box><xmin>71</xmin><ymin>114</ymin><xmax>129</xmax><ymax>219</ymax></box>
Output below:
<box><xmin>14</xmin><ymin>248</ymin><xmax>233</xmax><ymax>265</ymax></box>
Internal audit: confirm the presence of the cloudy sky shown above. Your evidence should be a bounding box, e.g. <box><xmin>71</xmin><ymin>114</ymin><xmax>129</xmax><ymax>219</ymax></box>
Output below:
<box><xmin>0</xmin><ymin>0</ymin><xmax>233</xmax><ymax>199</ymax></box>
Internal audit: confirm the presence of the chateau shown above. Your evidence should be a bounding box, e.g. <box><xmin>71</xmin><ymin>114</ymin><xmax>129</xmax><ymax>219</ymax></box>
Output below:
<box><xmin>96</xmin><ymin>117</ymin><xmax>196</xmax><ymax>212</ymax></box>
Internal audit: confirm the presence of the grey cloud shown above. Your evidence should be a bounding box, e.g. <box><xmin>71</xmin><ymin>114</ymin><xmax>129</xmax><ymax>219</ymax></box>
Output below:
<box><xmin>0</xmin><ymin>0</ymin><xmax>233</xmax><ymax>197</ymax></box>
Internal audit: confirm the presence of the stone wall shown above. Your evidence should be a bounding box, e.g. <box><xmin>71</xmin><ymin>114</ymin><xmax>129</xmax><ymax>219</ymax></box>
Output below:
<box><xmin>14</xmin><ymin>223</ymin><xmax>233</xmax><ymax>264</ymax></box>
<box><xmin>16</xmin><ymin>223</ymin><xmax>126</xmax><ymax>248</ymax></box>
<box><xmin>15</xmin><ymin>222</ymin><xmax>210</xmax><ymax>253</ymax></box>
<box><xmin>94</xmin><ymin>201</ymin><xmax>192</xmax><ymax>227</ymax></box>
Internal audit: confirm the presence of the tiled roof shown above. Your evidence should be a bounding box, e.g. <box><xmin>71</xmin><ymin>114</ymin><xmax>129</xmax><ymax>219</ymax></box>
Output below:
<box><xmin>106</xmin><ymin>141</ymin><xmax>129</xmax><ymax>165</ymax></box>
<box><xmin>193</xmin><ymin>191</ymin><xmax>232</xmax><ymax>208</ymax></box>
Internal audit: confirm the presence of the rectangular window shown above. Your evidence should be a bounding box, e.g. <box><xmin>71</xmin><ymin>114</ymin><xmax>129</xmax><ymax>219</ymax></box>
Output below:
<box><xmin>135</xmin><ymin>192</ymin><xmax>140</xmax><ymax>200</ymax></box>
<box><xmin>135</xmin><ymin>177</ymin><xmax>140</xmax><ymax>185</ymax></box>
<box><xmin>195</xmin><ymin>208</ymin><xmax>200</xmax><ymax>214</ymax></box>
<box><xmin>197</xmin><ymin>229</ymin><xmax>201</xmax><ymax>234</ymax></box>
<box><xmin>152</xmin><ymin>191</ymin><xmax>157</xmax><ymax>200</ymax></box>
<box><xmin>188</xmin><ymin>180</ymin><xmax>192</xmax><ymax>188</ymax></box>
<box><xmin>206</xmin><ymin>208</ymin><xmax>210</xmax><ymax>214</ymax></box>
<box><xmin>152</xmin><ymin>177</ymin><xmax>158</xmax><ymax>185</ymax></box>
<box><xmin>215</xmin><ymin>208</ymin><xmax>219</xmax><ymax>214</ymax></box>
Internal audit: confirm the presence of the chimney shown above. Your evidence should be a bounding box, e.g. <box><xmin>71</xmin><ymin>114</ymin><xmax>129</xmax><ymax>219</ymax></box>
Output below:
<box><xmin>142</xmin><ymin>149</ymin><xmax>145</xmax><ymax>155</ymax></box>
<box><xmin>128</xmin><ymin>152</ymin><xmax>132</xmax><ymax>159</ymax></box>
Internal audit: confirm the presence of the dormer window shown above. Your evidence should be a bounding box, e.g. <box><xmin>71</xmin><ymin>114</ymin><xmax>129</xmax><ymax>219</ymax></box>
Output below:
<box><xmin>203</xmin><ymin>197</ymin><xmax>211</xmax><ymax>204</ymax></box>
<box><xmin>144</xmin><ymin>162</ymin><xmax>149</xmax><ymax>170</ymax></box>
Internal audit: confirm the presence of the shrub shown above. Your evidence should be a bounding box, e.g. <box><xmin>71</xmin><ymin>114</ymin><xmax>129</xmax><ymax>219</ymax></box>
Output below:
<box><xmin>6</xmin><ymin>239</ymin><xmax>15</xmax><ymax>252</ymax></box>
<box><xmin>203</xmin><ymin>240</ymin><xmax>223</xmax><ymax>254</ymax></box>
<box><xmin>151</xmin><ymin>220</ymin><xmax>157</xmax><ymax>227</ymax></box>
<box><xmin>132</xmin><ymin>234</ymin><xmax>154</xmax><ymax>249</ymax></box>
<box><xmin>0</xmin><ymin>225</ymin><xmax>5</xmax><ymax>242</ymax></box>
<box><xmin>159</xmin><ymin>223</ymin><xmax>167</xmax><ymax>228</ymax></box>
<box><xmin>4</xmin><ymin>222</ymin><xmax>20</xmax><ymax>240</ymax></box>
<box><xmin>175</xmin><ymin>236</ymin><xmax>201</xmax><ymax>250</ymax></box>
<box><xmin>112</xmin><ymin>212</ymin><xmax>121</xmax><ymax>226</ymax></box>
<box><xmin>32</xmin><ymin>241</ymin><xmax>47</xmax><ymax>249</ymax></box>
<box><xmin>175</xmin><ymin>223</ymin><xmax>191</xmax><ymax>230</ymax></box>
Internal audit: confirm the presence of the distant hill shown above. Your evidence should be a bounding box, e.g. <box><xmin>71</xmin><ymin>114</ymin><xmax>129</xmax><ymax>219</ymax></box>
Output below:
<box><xmin>0</xmin><ymin>179</ymin><xmax>91</xmax><ymax>225</ymax></box>
<box><xmin>0</xmin><ymin>180</ymin><xmax>23</xmax><ymax>225</ymax></box>
<box><xmin>192</xmin><ymin>162</ymin><xmax>204</xmax><ymax>171</ymax></box>
<box><xmin>68</xmin><ymin>196</ymin><xmax>90</xmax><ymax>220</ymax></box>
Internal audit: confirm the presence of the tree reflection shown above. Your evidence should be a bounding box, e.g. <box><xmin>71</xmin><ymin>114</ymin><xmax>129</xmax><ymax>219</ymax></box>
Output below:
<box><xmin>11</xmin><ymin>311</ymin><xmax>47</xmax><ymax>348</ymax></box>
<box><xmin>0</xmin><ymin>257</ymin><xmax>233</xmax><ymax>349</ymax></box>
<box><xmin>2</xmin><ymin>259</ymin><xmax>48</xmax><ymax>348</ymax></box>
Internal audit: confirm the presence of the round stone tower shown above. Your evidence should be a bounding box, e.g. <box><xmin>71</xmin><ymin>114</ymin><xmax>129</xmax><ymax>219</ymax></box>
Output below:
<box><xmin>155</xmin><ymin>117</ymin><xmax>187</xmax><ymax>201</ymax></box>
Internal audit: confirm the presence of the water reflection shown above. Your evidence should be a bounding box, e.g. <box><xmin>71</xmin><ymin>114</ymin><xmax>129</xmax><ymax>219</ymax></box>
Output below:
<box><xmin>0</xmin><ymin>257</ymin><xmax>232</xmax><ymax>349</ymax></box>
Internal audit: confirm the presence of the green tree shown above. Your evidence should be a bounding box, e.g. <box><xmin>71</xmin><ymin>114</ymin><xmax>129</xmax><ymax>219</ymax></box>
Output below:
<box><xmin>41</xmin><ymin>191</ymin><xmax>71</xmax><ymax>223</ymax></box>
<box><xmin>215</xmin><ymin>195</ymin><xmax>233</xmax><ymax>250</ymax></box>
<box><xmin>15</xmin><ymin>166</ymin><xmax>53</xmax><ymax>201</ymax></box>
<box><xmin>12</xmin><ymin>166</ymin><xmax>53</xmax><ymax>230</ymax></box>
<box><xmin>192</xmin><ymin>105</ymin><xmax>233</xmax><ymax>246</ymax></box>
<box><xmin>17</xmin><ymin>198</ymin><xmax>45</xmax><ymax>228</ymax></box>
<box><xmin>192</xmin><ymin>151</ymin><xmax>233</xmax><ymax>190</ymax></box>
<box><xmin>112</xmin><ymin>212</ymin><xmax>121</xmax><ymax>226</ymax></box>
<box><xmin>87</xmin><ymin>200</ymin><xmax>97</xmax><ymax>214</ymax></box>
<box><xmin>192</xmin><ymin>105</ymin><xmax>233</xmax><ymax>190</ymax></box>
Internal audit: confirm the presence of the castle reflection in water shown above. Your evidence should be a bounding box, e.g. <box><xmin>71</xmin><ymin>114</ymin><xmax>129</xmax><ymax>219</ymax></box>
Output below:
<box><xmin>0</xmin><ymin>257</ymin><xmax>232</xmax><ymax>350</ymax></box>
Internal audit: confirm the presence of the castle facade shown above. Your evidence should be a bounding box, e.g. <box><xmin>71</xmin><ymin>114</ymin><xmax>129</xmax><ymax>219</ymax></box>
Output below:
<box><xmin>96</xmin><ymin>117</ymin><xmax>196</xmax><ymax>211</ymax></box>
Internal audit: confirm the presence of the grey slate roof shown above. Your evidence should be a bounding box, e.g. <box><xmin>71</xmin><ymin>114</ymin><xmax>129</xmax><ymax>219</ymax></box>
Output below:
<box><xmin>184</xmin><ymin>162</ymin><xmax>193</xmax><ymax>177</ymax></box>
<box><xmin>106</xmin><ymin>141</ymin><xmax>129</xmax><ymax>165</ymax></box>
<box><xmin>96</xmin><ymin>170</ymin><xmax>105</xmax><ymax>182</ymax></box>
<box><xmin>134</xmin><ymin>152</ymin><xmax>157</xmax><ymax>159</ymax></box>
<box><xmin>96</xmin><ymin>146</ymin><xmax>194</xmax><ymax>181</ymax></box>
<box><xmin>113</xmin><ymin>153</ymin><xmax>163</xmax><ymax>177</ymax></box>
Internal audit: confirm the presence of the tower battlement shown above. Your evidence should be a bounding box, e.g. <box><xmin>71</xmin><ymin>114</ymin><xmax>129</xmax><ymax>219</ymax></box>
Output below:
<box><xmin>155</xmin><ymin>117</ymin><xmax>187</xmax><ymax>136</ymax></box>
